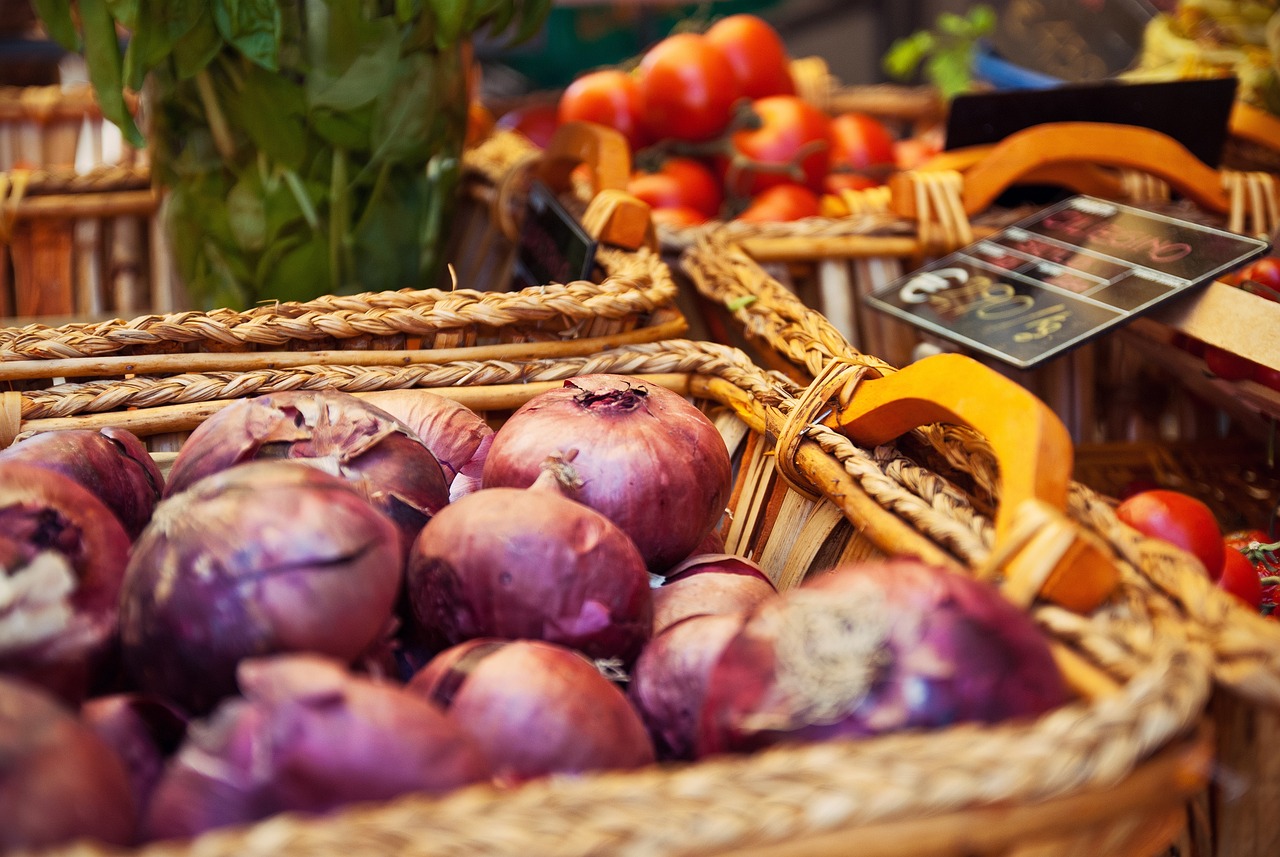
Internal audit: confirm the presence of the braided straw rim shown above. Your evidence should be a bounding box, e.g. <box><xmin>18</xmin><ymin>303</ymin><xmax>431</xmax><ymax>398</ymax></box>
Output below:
<box><xmin>14</xmin><ymin>338</ymin><xmax>1212</xmax><ymax>857</ymax></box>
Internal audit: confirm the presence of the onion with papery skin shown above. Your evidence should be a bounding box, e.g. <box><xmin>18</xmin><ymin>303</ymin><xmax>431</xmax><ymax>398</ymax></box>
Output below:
<box><xmin>0</xmin><ymin>462</ymin><xmax>131</xmax><ymax>703</ymax></box>
<box><xmin>696</xmin><ymin>559</ymin><xmax>1072</xmax><ymax>757</ymax></box>
<box><xmin>408</xmin><ymin>638</ymin><xmax>655</xmax><ymax>782</ymax></box>
<box><xmin>408</xmin><ymin>461</ymin><xmax>653</xmax><ymax>664</ymax></box>
<box><xmin>652</xmin><ymin>553</ymin><xmax>777</xmax><ymax>636</ymax></box>
<box><xmin>144</xmin><ymin>654</ymin><xmax>491</xmax><ymax>841</ymax></box>
<box><xmin>0</xmin><ymin>427</ymin><xmax>164</xmax><ymax>540</ymax></box>
<box><xmin>82</xmin><ymin>694</ymin><xmax>187</xmax><ymax>826</ymax></box>
<box><xmin>361</xmin><ymin>389</ymin><xmax>494</xmax><ymax>502</ymax></box>
<box><xmin>482</xmin><ymin>374</ymin><xmax>733</xmax><ymax>573</ymax></box>
<box><xmin>629</xmin><ymin>613</ymin><xmax>744</xmax><ymax>760</ymax></box>
<box><xmin>163</xmin><ymin>390</ymin><xmax>449</xmax><ymax>550</ymax></box>
<box><xmin>0</xmin><ymin>675</ymin><xmax>136</xmax><ymax>849</ymax></box>
<box><xmin>120</xmin><ymin>461</ymin><xmax>403</xmax><ymax>713</ymax></box>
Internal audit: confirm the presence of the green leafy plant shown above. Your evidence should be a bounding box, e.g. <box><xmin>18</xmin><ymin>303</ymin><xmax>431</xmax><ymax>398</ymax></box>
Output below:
<box><xmin>883</xmin><ymin>4</ymin><xmax>996</xmax><ymax>99</ymax></box>
<box><xmin>29</xmin><ymin>0</ymin><xmax>551</xmax><ymax>309</ymax></box>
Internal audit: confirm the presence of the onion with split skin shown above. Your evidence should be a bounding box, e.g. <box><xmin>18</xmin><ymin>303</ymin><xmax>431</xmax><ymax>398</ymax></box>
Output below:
<box><xmin>482</xmin><ymin>374</ymin><xmax>733</xmax><ymax>574</ymax></box>
<box><xmin>652</xmin><ymin>553</ymin><xmax>777</xmax><ymax>636</ymax></box>
<box><xmin>408</xmin><ymin>638</ymin><xmax>655</xmax><ymax>782</ymax></box>
<box><xmin>120</xmin><ymin>461</ymin><xmax>404</xmax><ymax>714</ymax></box>
<box><xmin>407</xmin><ymin>456</ymin><xmax>653</xmax><ymax>664</ymax></box>
<box><xmin>696</xmin><ymin>559</ymin><xmax>1072</xmax><ymax>758</ymax></box>
<box><xmin>163</xmin><ymin>390</ymin><xmax>449</xmax><ymax>551</ymax></box>
<box><xmin>360</xmin><ymin>389</ymin><xmax>494</xmax><ymax>501</ymax></box>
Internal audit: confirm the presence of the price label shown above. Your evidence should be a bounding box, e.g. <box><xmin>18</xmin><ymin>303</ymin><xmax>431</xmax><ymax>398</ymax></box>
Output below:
<box><xmin>865</xmin><ymin>196</ymin><xmax>1271</xmax><ymax>369</ymax></box>
<box><xmin>514</xmin><ymin>179</ymin><xmax>598</xmax><ymax>288</ymax></box>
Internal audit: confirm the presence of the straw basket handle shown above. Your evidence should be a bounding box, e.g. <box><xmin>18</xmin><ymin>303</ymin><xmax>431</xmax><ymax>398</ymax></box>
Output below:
<box><xmin>534</xmin><ymin>121</ymin><xmax>654</xmax><ymax>251</ymax></box>
<box><xmin>888</xmin><ymin>121</ymin><xmax>1231</xmax><ymax>218</ymax></box>
<box><xmin>829</xmin><ymin>351</ymin><xmax>1119</xmax><ymax>614</ymax></box>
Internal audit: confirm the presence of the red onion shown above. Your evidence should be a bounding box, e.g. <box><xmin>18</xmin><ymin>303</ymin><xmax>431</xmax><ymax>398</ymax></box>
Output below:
<box><xmin>163</xmin><ymin>390</ymin><xmax>449</xmax><ymax>550</ymax></box>
<box><xmin>361</xmin><ymin>389</ymin><xmax>494</xmax><ymax>501</ymax></box>
<box><xmin>407</xmin><ymin>460</ymin><xmax>653</xmax><ymax>664</ymax></box>
<box><xmin>0</xmin><ymin>427</ymin><xmax>164</xmax><ymax>540</ymax></box>
<box><xmin>696</xmin><ymin>559</ymin><xmax>1072</xmax><ymax>757</ymax></box>
<box><xmin>482</xmin><ymin>374</ymin><xmax>733</xmax><ymax>573</ymax></box>
<box><xmin>408</xmin><ymin>638</ymin><xmax>655</xmax><ymax>782</ymax></box>
<box><xmin>629</xmin><ymin>613</ymin><xmax>745</xmax><ymax>760</ymax></box>
<box><xmin>81</xmin><ymin>693</ymin><xmax>187</xmax><ymax>826</ymax></box>
<box><xmin>120</xmin><ymin>461</ymin><xmax>404</xmax><ymax>713</ymax></box>
<box><xmin>652</xmin><ymin>553</ymin><xmax>777</xmax><ymax>636</ymax></box>
<box><xmin>0</xmin><ymin>462</ymin><xmax>131</xmax><ymax>703</ymax></box>
<box><xmin>0</xmin><ymin>675</ymin><xmax>136</xmax><ymax>849</ymax></box>
<box><xmin>144</xmin><ymin>653</ymin><xmax>491</xmax><ymax>841</ymax></box>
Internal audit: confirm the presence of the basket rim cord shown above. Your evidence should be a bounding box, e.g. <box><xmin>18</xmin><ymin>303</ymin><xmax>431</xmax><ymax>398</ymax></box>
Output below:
<box><xmin>773</xmin><ymin>355</ymin><xmax>874</xmax><ymax>501</ymax></box>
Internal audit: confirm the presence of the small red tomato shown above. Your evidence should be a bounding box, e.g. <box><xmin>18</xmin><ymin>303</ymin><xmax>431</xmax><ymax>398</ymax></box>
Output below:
<box><xmin>727</xmin><ymin>95</ymin><xmax>831</xmax><ymax>195</ymax></box>
<box><xmin>637</xmin><ymin>33</ymin><xmax>742</xmax><ymax>142</ymax></box>
<box><xmin>735</xmin><ymin>183</ymin><xmax>821</xmax><ymax>223</ymax></box>
<box><xmin>1204</xmin><ymin>344</ymin><xmax>1261</xmax><ymax>382</ymax></box>
<box><xmin>1238</xmin><ymin>256</ymin><xmax>1280</xmax><ymax>299</ymax></box>
<box><xmin>650</xmin><ymin>206</ymin><xmax>710</xmax><ymax>229</ymax></box>
<box><xmin>1115</xmin><ymin>489</ymin><xmax>1225</xmax><ymax>580</ymax></box>
<box><xmin>495</xmin><ymin>103</ymin><xmax>560</xmax><ymax>149</ymax></box>
<box><xmin>829</xmin><ymin>112</ymin><xmax>895</xmax><ymax>174</ymax></box>
<box><xmin>627</xmin><ymin>157</ymin><xmax>723</xmax><ymax>219</ymax></box>
<box><xmin>704</xmin><ymin>14</ymin><xmax>795</xmax><ymax>99</ymax></box>
<box><xmin>558</xmin><ymin>69</ymin><xmax>648</xmax><ymax>151</ymax></box>
<box><xmin>1220</xmin><ymin>546</ymin><xmax>1265</xmax><ymax>608</ymax></box>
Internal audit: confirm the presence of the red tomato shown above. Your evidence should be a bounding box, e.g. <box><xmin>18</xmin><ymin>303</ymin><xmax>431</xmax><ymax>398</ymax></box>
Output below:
<box><xmin>627</xmin><ymin>157</ymin><xmax>722</xmax><ymax>219</ymax></box>
<box><xmin>894</xmin><ymin>135</ymin><xmax>941</xmax><ymax>170</ymax></box>
<box><xmin>557</xmin><ymin>69</ymin><xmax>648</xmax><ymax>151</ymax></box>
<box><xmin>735</xmin><ymin>183</ymin><xmax>821</xmax><ymax>223</ymax></box>
<box><xmin>637</xmin><ymin>33</ymin><xmax>741</xmax><ymax>142</ymax></box>
<box><xmin>1253</xmin><ymin>362</ymin><xmax>1280</xmax><ymax>393</ymax></box>
<box><xmin>1204</xmin><ymin>344</ymin><xmax>1260</xmax><ymax>382</ymax></box>
<box><xmin>495</xmin><ymin>103</ymin><xmax>560</xmax><ymax>149</ymax></box>
<box><xmin>1238</xmin><ymin>256</ymin><xmax>1280</xmax><ymax>299</ymax></box>
<box><xmin>1220</xmin><ymin>546</ymin><xmax>1265</xmax><ymax>608</ymax></box>
<box><xmin>727</xmin><ymin>95</ymin><xmax>831</xmax><ymax>196</ymax></box>
<box><xmin>1223</xmin><ymin>528</ymin><xmax>1271</xmax><ymax>555</ymax></box>
<box><xmin>1115</xmin><ymin>489</ymin><xmax>1225</xmax><ymax>580</ymax></box>
<box><xmin>651</xmin><ymin>205</ymin><xmax>710</xmax><ymax>228</ymax></box>
<box><xmin>824</xmin><ymin>171</ymin><xmax>881</xmax><ymax>194</ymax></box>
<box><xmin>704</xmin><ymin>14</ymin><xmax>794</xmax><ymax>100</ymax></box>
<box><xmin>829</xmin><ymin>112</ymin><xmax>895</xmax><ymax>176</ymax></box>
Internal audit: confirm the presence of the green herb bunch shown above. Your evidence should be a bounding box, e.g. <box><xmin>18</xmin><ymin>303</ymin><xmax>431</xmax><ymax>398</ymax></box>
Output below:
<box><xmin>31</xmin><ymin>0</ymin><xmax>551</xmax><ymax>309</ymax></box>
<box><xmin>883</xmin><ymin>4</ymin><xmax>996</xmax><ymax>99</ymax></box>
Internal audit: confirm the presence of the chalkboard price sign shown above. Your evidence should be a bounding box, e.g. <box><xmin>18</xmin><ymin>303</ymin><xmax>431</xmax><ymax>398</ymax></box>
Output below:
<box><xmin>865</xmin><ymin>197</ymin><xmax>1270</xmax><ymax>369</ymax></box>
<box><xmin>514</xmin><ymin>180</ymin><xmax>599</xmax><ymax>288</ymax></box>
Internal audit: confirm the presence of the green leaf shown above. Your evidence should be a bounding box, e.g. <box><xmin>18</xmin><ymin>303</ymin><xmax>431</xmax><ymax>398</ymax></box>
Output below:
<box><xmin>172</xmin><ymin>6</ymin><xmax>225</xmax><ymax>80</ymax></box>
<box><xmin>395</xmin><ymin>0</ymin><xmax>418</xmax><ymax>25</ymax></box>
<box><xmin>311</xmin><ymin>107</ymin><xmax>374</xmax><ymax>151</ymax></box>
<box><xmin>123</xmin><ymin>0</ymin><xmax>203</xmax><ymax>91</ymax></box>
<box><xmin>30</xmin><ymin>0</ymin><xmax>80</xmax><ymax>51</ymax></box>
<box><xmin>222</xmin><ymin>65</ymin><xmax>307</xmax><ymax>167</ymax></box>
<box><xmin>936</xmin><ymin>12</ymin><xmax>968</xmax><ymax>37</ymax></box>
<box><xmin>883</xmin><ymin>32</ymin><xmax>932</xmax><ymax>81</ymax></box>
<box><xmin>262</xmin><ymin>238</ymin><xmax>332</xmax><ymax>303</ymax></box>
<box><xmin>306</xmin><ymin>16</ymin><xmax>398</xmax><ymax>112</ymax></box>
<box><xmin>227</xmin><ymin>174</ymin><xmax>268</xmax><ymax>251</ymax></box>
<box><xmin>968</xmin><ymin>4</ymin><xmax>997</xmax><ymax>35</ymax></box>
<box><xmin>510</xmin><ymin>0</ymin><xmax>551</xmax><ymax>45</ymax></box>
<box><xmin>213</xmin><ymin>0</ymin><xmax>282</xmax><ymax>71</ymax></box>
<box><xmin>369</xmin><ymin>51</ymin><xmax>440</xmax><ymax>166</ymax></box>
<box><xmin>924</xmin><ymin>50</ymin><xmax>973</xmax><ymax>100</ymax></box>
<box><xmin>79</xmin><ymin>0</ymin><xmax>144</xmax><ymax>147</ymax></box>
<box><xmin>430</xmin><ymin>0</ymin><xmax>473</xmax><ymax>50</ymax></box>
<box><xmin>104</xmin><ymin>0</ymin><xmax>139</xmax><ymax>30</ymax></box>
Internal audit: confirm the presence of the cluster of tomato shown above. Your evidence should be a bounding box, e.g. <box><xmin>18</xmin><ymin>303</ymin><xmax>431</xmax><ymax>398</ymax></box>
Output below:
<box><xmin>497</xmin><ymin>15</ymin><xmax>930</xmax><ymax>226</ymax></box>
<box><xmin>1173</xmin><ymin>255</ymin><xmax>1280</xmax><ymax>390</ymax></box>
<box><xmin>1116</xmin><ymin>488</ymin><xmax>1278</xmax><ymax>613</ymax></box>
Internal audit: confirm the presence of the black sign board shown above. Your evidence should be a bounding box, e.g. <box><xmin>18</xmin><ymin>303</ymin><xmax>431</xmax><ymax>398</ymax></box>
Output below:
<box><xmin>514</xmin><ymin>179</ymin><xmax>598</xmax><ymax>288</ymax></box>
<box><xmin>864</xmin><ymin>197</ymin><xmax>1270</xmax><ymax>370</ymax></box>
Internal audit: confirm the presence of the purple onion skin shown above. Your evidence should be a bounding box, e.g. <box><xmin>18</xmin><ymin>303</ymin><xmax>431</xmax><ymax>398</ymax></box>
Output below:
<box><xmin>162</xmin><ymin>390</ymin><xmax>449</xmax><ymax>551</ymax></box>
<box><xmin>652</xmin><ymin>554</ymin><xmax>777</xmax><ymax>636</ymax></box>
<box><xmin>0</xmin><ymin>462</ymin><xmax>132</xmax><ymax>704</ymax></box>
<box><xmin>0</xmin><ymin>676</ymin><xmax>136</xmax><ymax>849</ymax></box>
<box><xmin>408</xmin><ymin>639</ymin><xmax>654</xmax><ymax>782</ymax></box>
<box><xmin>407</xmin><ymin>484</ymin><xmax>653</xmax><ymax>664</ymax></box>
<box><xmin>629</xmin><ymin>613</ymin><xmax>745</xmax><ymax>760</ymax></box>
<box><xmin>482</xmin><ymin>374</ymin><xmax>733</xmax><ymax>574</ymax></box>
<box><xmin>361</xmin><ymin>389</ymin><xmax>494</xmax><ymax>502</ymax></box>
<box><xmin>144</xmin><ymin>654</ymin><xmax>492</xmax><ymax>841</ymax></box>
<box><xmin>0</xmin><ymin>427</ymin><xmax>164</xmax><ymax>540</ymax></box>
<box><xmin>81</xmin><ymin>694</ymin><xmax>188</xmax><ymax>826</ymax></box>
<box><xmin>696</xmin><ymin>559</ymin><xmax>1072</xmax><ymax>758</ymax></box>
<box><xmin>120</xmin><ymin>461</ymin><xmax>404</xmax><ymax>714</ymax></box>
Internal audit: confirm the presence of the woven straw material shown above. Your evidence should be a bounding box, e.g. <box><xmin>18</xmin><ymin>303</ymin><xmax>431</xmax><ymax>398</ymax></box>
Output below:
<box><xmin>6</xmin><ymin>337</ymin><xmax>1213</xmax><ymax>857</ymax></box>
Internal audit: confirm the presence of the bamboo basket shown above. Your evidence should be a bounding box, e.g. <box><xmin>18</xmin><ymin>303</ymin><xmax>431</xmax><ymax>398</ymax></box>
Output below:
<box><xmin>683</xmin><ymin>234</ymin><xmax>1280</xmax><ymax>857</ymax></box>
<box><xmin>0</xmin><ymin>334</ymin><xmax>1231</xmax><ymax>857</ymax></box>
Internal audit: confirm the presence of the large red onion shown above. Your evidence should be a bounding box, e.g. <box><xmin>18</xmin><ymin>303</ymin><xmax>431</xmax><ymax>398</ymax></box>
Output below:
<box><xmin>0</xmin><ymin>462</ymin><xmax>131</xmax><ymax>703</ymax></box>
<box><xmin>629</xmin><ymin>613</ymin><xmax>745</xmax><ymax>760</ymax></box>
<box><xmin>361</xmin><ymin>389</ymin><xmax>494</xmax><ymax>501</ymax></box>
<box><xmin>407</xmin><ymin>462</ymin><xmax>653</xmax><ymax>663</ymax></box>
<box><xmin>652</xmin><ymin>553</ymin><xmax>777</xmax><ymax>636</ymax></box>
<box><xmin>82</xmin><ymin>693</ymin><xmax>187</xmax><ymax>827</ymax></box>
<box><xmin>144</xmin><ymin>654</ymin><xmax>491</xmax><ymax>841</ymax></box>
<box><xmin>0</xmin><ymin>675</ymin><xmax>136</xmax><ymax>849</ymax></box>
<box><xmin>482</xmin><ymin>374</ymin><xmax>733</xmax><ymax>573</ymax></box>
<box><xmin>408</xmin><ymin>638</ymin><xmax>655</xmax><ymax>782</ymax></box>
<box><xmin>120</xmin><ymin>461</ymin><xmax>403</xmax><ymax>713</ymax></box>
<box><xmin>696</xmin><ymin>559</ymin><xmax>1072</xmax><ymax>757</ymax></box>
<box><xmin>163</xmin><ymin>390</ymin><xmax>449</xmax><ymax>550</ymax></box>
<box><xmin>0</xmin><ymin>427</ymin><xmax>164</xmax><ymax>540</ymax></box>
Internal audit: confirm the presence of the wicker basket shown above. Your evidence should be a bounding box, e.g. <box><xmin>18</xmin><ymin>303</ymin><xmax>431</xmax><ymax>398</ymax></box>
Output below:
<box><xmin>0</xmin><ymin>335</ymin><xmax>1227</xmax><ymax>857</ymax></box>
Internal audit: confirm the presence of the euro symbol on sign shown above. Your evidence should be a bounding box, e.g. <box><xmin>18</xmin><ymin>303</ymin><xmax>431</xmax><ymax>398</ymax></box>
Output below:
<box><xmin>899</xmin><ymin>268</ymin><xmax>970</xmax><ymax>304</ymax></box>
